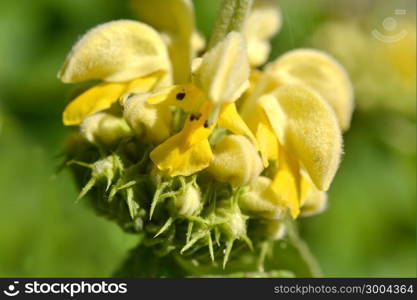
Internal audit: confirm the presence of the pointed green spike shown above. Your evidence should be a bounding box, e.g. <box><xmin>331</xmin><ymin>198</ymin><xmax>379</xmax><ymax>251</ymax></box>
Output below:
<box><xmin>149</xmin><ymin>182</ymin><xmax>167</xmax><ymax>220</ymax></box>
<box><xmin>186</xmin><ymin>215</ymin><xmax>209</xmax><ymax>225</ymax></box>
<box><xmin>66</xmin><ymin>160</ymin><xmax>92</xmax><ymax>169</ymax></box>
<box><xmin>154</xmin><ymin>217</ymin><xmax>174</xmax><ymax>238</ymax></box>
<box><xmin>77</xmin><ymin>177</ymin><xmax>96</xmax><ymax>201</ymax></box>
<box><xmin>214</xmin><ymin>227</ymin><xmax>221</xmax><ymax>246</ymax></box>
<box><xmin>158</xmin><ymin>191</ymin><xmax>178</xmax><ymax>200</ymax></box>
<box><xmin>223</xmin><ymin>239</ymin><xmax>235</xmax><ymax>269</ymax></box>
<box><xmin>105</xmin><ymin>176</ymin><xmax>112</xmax><ymax>191</ymax></box>
<box><xmin>186</xmin><ymin>221</ymin><xmax>194</xmax><ymax>244</ymax></box>
<box><xmin>181</xmin><ymin>230</ymin><xmax>208</xmax><ymax>254</ymax></box>
<box><xmin>108</xmin><ymin>180</ymin><xmax>137</xmax><ymax>202</ymax></box>
<box><xmin>207</xmin><ymin>233</ymin><xmax>214</xmax><ymax>262</ymax></box>
<box><xmin>126</xmin><ymin>188</ymin><xmax>139</xmax><ymax>219</ymax></box>
<box><xmin>119</xmin><ymin>180</ymin><xmax>137</xmax><ymax>190</ymax></box>
<box><xmin>108</xmin><ymin>186</ymin><xmax>118</xmax><ymax>202</ymax></box>
<box><xmin>241</xmin><ymin>235</ymin><xmax>253</xmax><ymax>251</ymax></box>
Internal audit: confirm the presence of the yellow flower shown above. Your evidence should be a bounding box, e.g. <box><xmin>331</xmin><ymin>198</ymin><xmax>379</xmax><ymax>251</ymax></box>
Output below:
<box><xmin>59</xmin><ymin>0</ymin><xmax>353</xmax><ymax>222</ymax></box>
<box><xmin>234</xmin><ymin>2</ymin><xmax>353</xmax><ymax>219</ymax></box>
<box><xmin>208</xmin><ymin>134</ymin><xmax>263</xmax><ymax>187</ymax></box>
<box><xmin>144</xmin><ymin>32</ymin><xmax>258</xmax><ymax>177</ymax></box>
<box><xmin>244</xmin><ymin>84</ymin><xmax>343</xmax><ymax>219</ymax></box>
<box><xmin>130</xmin><ymin>0</ymin><xmax>205</xmax><ymax>84</ymax></box>
<box><xmin>58</xmin><ymin>20</ymin><xmax>172</xmax><ymax>126</ymax></box>
<box><xmin>58</xmin><ymin>1</ymin><xmax>259</xmax><ymax>178</ymax></box>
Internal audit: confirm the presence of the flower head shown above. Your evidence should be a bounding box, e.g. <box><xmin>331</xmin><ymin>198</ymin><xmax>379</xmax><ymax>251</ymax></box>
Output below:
<box><xmin>59</xmin><ymin>0</ymin><xmax>354</xmax><ymax>274</ymax></box>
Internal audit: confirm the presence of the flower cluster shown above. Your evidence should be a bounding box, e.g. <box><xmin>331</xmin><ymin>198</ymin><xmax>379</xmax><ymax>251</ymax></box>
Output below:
<box><xmin>60</xmin><ymin>0</ymin><xmax>353</xmax><ymax>275</ymax></box>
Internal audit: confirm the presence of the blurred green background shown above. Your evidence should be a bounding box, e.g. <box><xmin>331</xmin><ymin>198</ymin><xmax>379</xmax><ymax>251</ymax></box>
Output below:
<box><xmin>0</xmin><ymin>0</ymin><xmax>415</xmax><ymax>277</ymax></box>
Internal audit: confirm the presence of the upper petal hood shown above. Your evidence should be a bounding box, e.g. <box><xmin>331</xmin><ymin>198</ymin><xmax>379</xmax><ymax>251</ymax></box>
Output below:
<box><xmin>269</xmin><ymin>84</ymin><xmax>343</xmax><ymax>191</ymax></box>
<box><xmin>131</xmin><ymin>0</ymin><xmax>199</xmax><ymax>83</ymax></box>
<box><xmin>193</xmin><ymin>32</ymin><xmax>250</xmax><ymax>105</ymax></box>
<box><xmin>58</xmin><ymin>20</ymin><xmax>171</xmax><ymax>83</ymax></box>
<box><xmin>266</xmin><ymin>48</ymin><xmax>354</xmax><ymax>131</ymax></box>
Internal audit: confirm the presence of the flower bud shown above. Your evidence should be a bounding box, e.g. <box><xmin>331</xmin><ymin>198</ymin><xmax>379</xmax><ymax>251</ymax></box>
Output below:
<box><xmin>123</xmin><ymin>93</ymin><xmax>171</xmax><ymax>144</ymax></box>
<box><xmin>239</xmin><ymin>176</ymin><xmax>286</xmax><ymax>219</ymax></box>
<box><xmin>91</xmin><ymin>156</ymin><xmax>116</xmax><ymax>183</ymax></box>
<box><xmin>175</xmin><ymin>183</ymin><xmax>201</xmax><ymax>216</ymax></box>
<box><xmin>216</xmin><ymin>201</ymin><xmax>247</xmax><ymax>240</ymax></box>
<box><xmin>75</xmin><ymin>154</ymin><xmax>124</xmax><ymax>200</ymax></box>
<box><xmin>80</xmin><ymin>112</ymin><xmax>131</xmax><ymax>147</ymax></box>
<box><xmin>208</xmin><ymin>135</ymin><xmax>263</xmax><ymax>186</ymax></box>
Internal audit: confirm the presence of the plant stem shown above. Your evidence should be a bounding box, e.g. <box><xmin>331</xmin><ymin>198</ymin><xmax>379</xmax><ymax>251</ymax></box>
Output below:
<box><xmin>208</xmin><ymin>0</ymin><xmax>253</xmax><ymax>49</ymax></box>
<box><xmin>286</xmin><ymin>221</ymin><xmax>323</xmax><ymax>277</ymax></box>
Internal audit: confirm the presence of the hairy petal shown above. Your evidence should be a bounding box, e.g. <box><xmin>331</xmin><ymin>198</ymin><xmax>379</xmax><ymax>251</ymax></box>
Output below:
<box><xmin>123</xmin><ymin>93</ymin><xmax>172</xmax><ymax>144</ymax></box>
<box><xmin>194</xmin><ymin>32</ymin><xmax>250</xmax><ymax>105</ymax></box>
<box><xmin>240</xmin><ymin>176</ymin><xmax>286</xmax><ymax>219</ymax></box>
<box><xmin>131</xmin><ymin>0</ymin><xmax>196</xmax><ymax>83</ymax></box>
<box><xmin>267</xmin><ymin>48</ymin><xmax>354</xmax><ymax>131</ymax></box>
<box><xmin>208</xmin><ymin>135</ymin><xmax>263</xmax><ymax>187</ymax></box>
<box><xmin>58</xmin><ymin>20</ymin><xmax>171</xmax><ymax>83</ymax></box>
<box><xmin>272</xmin><ymin>84</ymin><xmax>343</xmax><ymax>191</ymax></box>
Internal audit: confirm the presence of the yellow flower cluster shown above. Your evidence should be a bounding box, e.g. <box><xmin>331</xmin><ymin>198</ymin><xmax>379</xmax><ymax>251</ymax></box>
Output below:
<box><xmin>59</xmin><ymin>0</ymin><xmax>353</xmax><ymax>226</ymax></box>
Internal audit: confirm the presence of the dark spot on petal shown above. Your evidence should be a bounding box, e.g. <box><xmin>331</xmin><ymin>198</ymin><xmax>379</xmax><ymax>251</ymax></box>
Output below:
<box><xmin>189</xmin><ymin>113</ymin><xmax>202</xmax><ymax>122</ymax></box>
<box><xmin>204</xmin><ymin>120</ymin><xmax>209</xmax><ymax>128</ymax></box>
<box><xmin>176</xmin><ymin>92</ymin><xmax>186</xmax><ymax>100</ymax></box>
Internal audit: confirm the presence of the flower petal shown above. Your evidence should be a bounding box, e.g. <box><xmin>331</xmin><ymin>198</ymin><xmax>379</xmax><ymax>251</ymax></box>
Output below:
<box><xmin>123</xmin><ymin>93</ymin><xmax>172</xmax><ymax>144</ymax></box>
<box><xmin>267</xmin><ymin>48</ymin><xmax>354</xmax><ymax>131</ymax></box>
<box><xmin>150</xmin><ymin>102</ymin><xmax>214</xmax><ymax>176</ymax></box>
<box><xmin>194</xmin><ymin>32</ymin><xmax>250</xmax><ymax>105</ymax></box>
<box><xmin>64</xmin><ymin>74</ymin><xmax>161</xmax><ymax>125</ymax></box>
<box><xmin>58</xmin><ymin>20</ymin><xmax>171</xmax><ymax>83</ymax></box>
<box><xmin>146</xmin><ymin>84</ymin><xmax>206</xmax><ymax>112</ymax></box>
<box><xmin>63</xmin><ymin>82</ymin><xmax>127</xmax><ymax>125</ymax></box>
<box><xmin>254</xmin><ymin>105</ymin><xmax>278</xmax><ymax>167</ymax></box>
<box><xmin>150</xmin><ymin>135</ymin><xmax>212</xmax><ymax>177</ymax></box>
<box><xmin>80</xmin><ymin>112</ymin><xmax>131</xmax><ymax>146</ymax></box>
<box><xmin>239</xmin><ymin>176</ymin><xmax>286</xmax><ymax>219</ymax></box>
<box><xmin>131</xmin><ymin>0</ymin><xmax>196</xmax><ymax>83</ymax></box>
<box><xmin>124</xmin><ymin>72</ymin><xmax>163</xmax><ymax>95</ymax></box>
<box><xmin>299</xmin><ymin>172</ymin><xmax>327</xmax><ymax>217</ymax></box>
<box><xmin>270</xmin><ymin>145</ymin><xmax>300</xmax><ymax>219</ymax></box>
<box><xmin>218</xmin><ymin>103</ymin><xmax>258</xmax><ymax>148</ymax></box>
<box><xmin>272</xmin><ymin>84</ymin><xmax>342</xmax><ymax>191</ymax></box>
<box><xmin>208</xmin><ymin>135</ymin><xmax>263</xmax><ymax>187</ymax></box>
<box><xmin>257</xmin><ymin>94</ymin><xmax>286</xmax><ymax>143</ymax></box>
<box><xmin>244</xmin><ymin>0</ymin><xmax>282</xmax><ymax>66</ymax></box>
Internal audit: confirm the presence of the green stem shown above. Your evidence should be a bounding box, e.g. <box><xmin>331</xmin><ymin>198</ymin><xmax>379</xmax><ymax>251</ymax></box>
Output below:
<box><xmin>286</xmin><ymin>221</ymin><xmax>323</xmax><ymax>277</ymax></box>
<box><xmin>208</xmin><ymin>0</ymin><xmax>253</xmax><ymax>49</ymax></box>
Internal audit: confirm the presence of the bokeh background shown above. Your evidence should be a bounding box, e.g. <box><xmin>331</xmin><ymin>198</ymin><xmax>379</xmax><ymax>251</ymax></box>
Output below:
<box><xmin>0</xmin><ymin>0</ymin><xmax>415</xmax><ymax>277</ymax></box>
